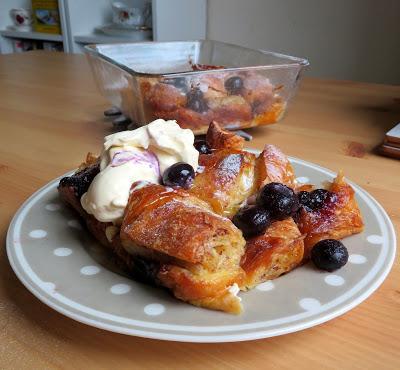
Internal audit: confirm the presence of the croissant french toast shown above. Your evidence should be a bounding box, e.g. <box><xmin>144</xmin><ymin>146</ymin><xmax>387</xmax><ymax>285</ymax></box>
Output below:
<box><xmin>255</xmin><ymin>144</ymin><xmax>296</xmax><ymax>189</ymax></box>
<box><xmin>140</xmin><ymin>69</ymin><xmax>282</xmax><ymax>134</ymax></box>
<box><xmin>121</xmin><ymin>183</ymin><xmax>246</xmax><ymax>313</ymax></box>
<box><xmin>58</xmin><ymin>119</ymin><xmax>364</xmax><ymax>314</ymax></box>
<box><xmin>190</xmin><ymin>148</ymin><xmax>257</xmax><ymax>218</ymax></box>
<box><xmin>206</xmin><ymin>121</ymin><xmax>245</xmax><ymax>151</ymax></box>
<box><xmin>296</xmin><ymin>172</ymin><xmax>364</xmax><ymax>259</ymax></box>
<box><xmin>241</xmin><ymin>218</ymin><xmax>304</xmax><ymax>290</ymax></box>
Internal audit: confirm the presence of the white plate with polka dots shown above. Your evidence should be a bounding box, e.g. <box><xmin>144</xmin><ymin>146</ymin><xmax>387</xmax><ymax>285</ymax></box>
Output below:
<box><xmin>6</xmin><ymin>155</ymin><xmax>396</xmax><ymax>343</ymax></box>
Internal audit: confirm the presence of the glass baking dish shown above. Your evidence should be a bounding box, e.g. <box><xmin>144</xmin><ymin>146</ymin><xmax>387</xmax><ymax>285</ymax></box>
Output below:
<box><xmin>85</xmin><ymin>40</ymin><xmax>309</xmax><ymax>134</ymax></box>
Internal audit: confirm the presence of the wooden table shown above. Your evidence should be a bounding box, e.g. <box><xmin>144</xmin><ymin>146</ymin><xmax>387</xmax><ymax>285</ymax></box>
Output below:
<box><xmin>1</xmin><ymin>52</ymin><xmax>399</xmax><ymax>370</ymax></box>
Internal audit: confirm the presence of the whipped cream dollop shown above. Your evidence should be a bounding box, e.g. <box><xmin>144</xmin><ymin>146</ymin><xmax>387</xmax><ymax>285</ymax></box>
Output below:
<box><xmin>81</xmin><ymin>119</ymin><xmax>199</xmax><ymax>223</ymax></box>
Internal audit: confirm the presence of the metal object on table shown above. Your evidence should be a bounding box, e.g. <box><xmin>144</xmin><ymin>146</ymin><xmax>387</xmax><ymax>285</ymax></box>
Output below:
<box><xmin>104</xmin><ymin>106</ymin><xmax>122</xmax><ymax>117</ymax></box>
<box><xmin>234</xmin><ymin>130</ymin><xmax>253</xmax><ymax>141</ymax></box>
<box><xmin>103</xmin><ymin>108</ymin><xmax>253</xmax><ymax>141</ymax></box>
<box><xmin>112</xmin><ymin>115</ymin><xmax>132</xmax><ymax>129</ymax></box>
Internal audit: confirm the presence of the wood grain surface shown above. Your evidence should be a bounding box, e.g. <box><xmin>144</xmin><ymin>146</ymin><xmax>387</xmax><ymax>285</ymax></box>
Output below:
<box><xmin>0</xmin><ymin>52</ymin><xmax>399</xmax><ymax>370</ymax></box>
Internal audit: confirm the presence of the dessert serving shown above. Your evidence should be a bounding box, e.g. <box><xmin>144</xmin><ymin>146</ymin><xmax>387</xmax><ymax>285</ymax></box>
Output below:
<box><xmin>85</xmin><ymin>40</ymin><xmax>308</xmax><ymax>134</ymax></box>
<box><xmin>58</xmin><ymin>119</ymin><xmax>364</xmax><ymax>314</ymax></box>
<box><xmin>140</xmin><ymin>69</ymin><xmax>285</xmax><ymax>133</ymax></box>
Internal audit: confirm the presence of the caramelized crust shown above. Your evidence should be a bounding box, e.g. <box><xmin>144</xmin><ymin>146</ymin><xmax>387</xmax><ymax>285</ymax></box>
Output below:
<box><xmin>121</xmin><ymin>183</ymin><xmax>244</xmax><ymax>268</ymax></box>
<box><xmin>190</xmin><ymin>149</ymin><xmax>256</xmax><ymax>217</ymax></box>
<box><xmin>145</xmin><ymin>81</ymin><xmax>187</xmax><ymax>111</ymax></box>
<box><xmin>297</xmin><ymin>172</ymin><xmax>364</xmax><ymax>259</ymax></box>
<box><xmin>241</xmin><ymin>72</ymin><xmax>274</xmax><ymax>110</ymax></box>
<box><xmin>208</xmin><ymin>95</ymin><xmax>252</xmax><ymax>125</ymax></box>
<box><xmin>255</xmin><ymin>144</ymin><xmax>296</xmax><ymax>189</ymax></box>
<box><xmin>158</xmin><ymin>265</ymin><xmax>244</xmax><ymax>314</ymax></box>
<box><xmin>192</xmin><ymin>74</ymin><xmax>226</xmax><ymax>100</ymax></box>
<box><xmin>241</xmin><ymin>218</ymin><xmax>304</xmax><ymax>289</ymax></box>
<box><xmin>206</xmin><ymin>121</ymin><xmax>245</xmax><ymax>151</ymax></box>
<box><xmin>120</xmin><ymin>183</ymin><xmax>246</xmax><ymax>314</ymax></box>
<box><xmin>253</xmin><ymin>101</ymin><xmax>286</xmax><ymax>126</ymax></box>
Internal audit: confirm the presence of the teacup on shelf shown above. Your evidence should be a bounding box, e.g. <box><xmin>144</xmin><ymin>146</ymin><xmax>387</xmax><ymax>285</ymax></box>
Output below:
<box><xmin>10</xmin><ymin>8</ymin><xmax>33</xmax><ymax>28</ymax></box>
<box><xmin>111</xmin><ymin>1</ymin><xmax>151</xmax><ymax>28</ymax></box>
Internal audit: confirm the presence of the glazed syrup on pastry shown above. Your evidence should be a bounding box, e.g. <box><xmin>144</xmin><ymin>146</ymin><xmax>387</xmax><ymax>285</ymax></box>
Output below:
<box><xmin>297</xmin><ymin>193</ymin><xmax>339</xmax><ymax>241</ymax></box>
<box><xmin>126</xmin><ymin>184</ymin><xmax>189</xmax><ymax>221</ymax></box>
<box><xmin>240</xmin><ymin>236</ymin><xmax>283</xmax><ymax>272</ymax></box>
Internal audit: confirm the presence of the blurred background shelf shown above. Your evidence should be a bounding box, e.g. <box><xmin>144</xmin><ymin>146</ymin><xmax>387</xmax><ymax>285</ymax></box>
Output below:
<box><xmin>74</xmin><ymin>32</ymin><xmax>152</xmax><ymax>46</ymax></box>
<box><xmin>0</xmin><ymin>0</ymin><xmax>207</xmax><ymax>54</ymax></box>
<box><xmin>0</xmin><ymin>30</ymin><xmax>63</xmax><ymax>41</ymax></box>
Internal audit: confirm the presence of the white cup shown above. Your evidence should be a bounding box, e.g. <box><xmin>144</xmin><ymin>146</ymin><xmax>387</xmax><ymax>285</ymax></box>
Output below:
<box><xmin>10</xmin><ymin>8</ymin><xmax>32</xmax><ymax>27</ymax></box>
<box><xmin>111</xmin><ymin>1</ymin><xmax>146</xmax><ymax>28</ymax></box>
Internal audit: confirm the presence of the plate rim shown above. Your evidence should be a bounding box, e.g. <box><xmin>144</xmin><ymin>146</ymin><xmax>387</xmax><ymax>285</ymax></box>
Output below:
<box><xmin>6</xmin><ymin>154</ymin><xmax>397</xmax><ymax>342</ymax></box>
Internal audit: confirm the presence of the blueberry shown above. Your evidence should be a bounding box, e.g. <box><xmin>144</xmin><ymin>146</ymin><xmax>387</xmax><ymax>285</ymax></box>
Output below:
<box><xmin>300</xmin><ymin>189</ymin><xmax>334</xmax><ymax>211</ymax></box>
<box><xmin>225</xmin><ymin>76</ymin><xmax>244</xmax><ymax>95</ymax></box>
<box><xmin>187</xmin><ymin>88</ymin><xmax>208</xmax><ymax>112</ymax></box>
<box><xmin>232</xmin><ymin>205</ymin><xmax>272</xmax><ymax>238</ymax></box>
<box><xmin>59</xmin><ymin>163</ymin><xmax>100</xmax><ymax>198</ymax></box>
<box><xmin>194</xmin><ymin>139</ymin><xmax>211</xmax><ymax>154</ymax></box>
<box><xmin>189</xmin><ymin>88</ymin><xmax>204</xmax><ymax>99</ymax></box>
<box><xmin>311</xmin><ymin>239</ymin><xmax>349</xmax><ymax>272</ymax></box>
<box><xmin>297</xmin><ymin>191</ymin><xmax>310</xmax><ymax>206</ymax></box>
<box><xmin>130</xmin><ymin>256</ymin><xmax>160</xmax><ymax>284</ymax></box>
<box><xmin>162</xmin><ymin>162</ymin><xmax>195</xmax><ymax>189</ymax></box>
<box><xmin>257</xmin><ymin>182</ymin><xmax>300</xmax><ymax>220</ymax></box>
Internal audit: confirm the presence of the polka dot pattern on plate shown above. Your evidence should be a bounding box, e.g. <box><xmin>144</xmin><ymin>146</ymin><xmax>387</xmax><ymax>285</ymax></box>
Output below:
<box><xmin>256</xmin><ymin>281</ymin><xmax>275</xmax><ymax>291</ymax></box>
<box><xmin>110</xmin><ymin>284</ymin><xmax>131</xmax><ymax>295</ymax></box>
<box><xmin>324</xmin><ymin>274</ymin><xmax>345</xmax><ymax>286</ymax></box>
<box><xmin>367</xmin><ymin>235</ymin><xmax>384</xmax><ymax>245</ymax></box>
<box><xmin>67</xmin><ymin>219</ymin><xmax>82</xmax><ymax>230</ymax></box>
<box><xmin>299</xmin><ymin>298</ymin><xmax>321</xmax><ymax>311</ymax></box>
<box><xmin>53</xmin><ymin>247</ymin><xmax>73</xmax><ymax>257</ymax></box>
<box><xmin>348</xmin><ymin>254</ymin><xmax>367</xmax><ymax>264</ymax></box>
<box><xmin>29</xmin><ymin>229</ymin><xmax>47</xmax><ymax>239</ymax></box>
<box><xmin>144</xmin><ymin>303</ymin><xmax>165</xmax><ymax>316</ymax></box>
<box><xmin>80</xmin><ymin>266</ymin><xmax>100</xmax><ymax>276</ymax></box>
<box><xmin>295</xmin><ymin>176</ymin><xmax>310</xmax><ymax>184</ymax></box>
<box><xmin>45</xmin><ymin>203</ymin><xmax>61</xmax><ymax>211</ymax></box>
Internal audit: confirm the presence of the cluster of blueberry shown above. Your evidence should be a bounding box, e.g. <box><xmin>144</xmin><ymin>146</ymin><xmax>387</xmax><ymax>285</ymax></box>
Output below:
<box><xmin>160</xmin><ymin>154</ymin><xmax>348</xmax><ymax>273</ymax></box>
<box><xmin>233</xmin><ymin>182</ymin><xmax>348</xmax><ymax>272</ymax></box>
<box><xmin>233</xmin><ymin>183</ymin><xmax>299</xmax><ymax>237</ymax></box>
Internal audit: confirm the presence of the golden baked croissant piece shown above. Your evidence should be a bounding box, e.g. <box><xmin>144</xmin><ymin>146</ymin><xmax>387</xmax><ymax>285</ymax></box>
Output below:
<box><xmin>241</xmin><ymin>218</ymin><xmax>304</xmax><ymax>290</ymax></box>
<box><xmin>190</xmin><ymin>148</ymin><xmax>257</xmax><ymax>218</ymax></box>
<box><xmin>206</xmin><ymin>121</ymin><xmax>245</xmax><ymax>151</ymax></box>
<box><xmin>255</xmin><ymin>144</ymin><xmax>296</xmax><ymax>189</ymax></box>
<box><xmin>296</xmin><ymin>172</ymin><xmax>364</xmax><ymax>259</ymax></box>
<box><xmin>121</xmin><ymin>183</ymin><xmax>246</xmax><ymax>314</ymax></box>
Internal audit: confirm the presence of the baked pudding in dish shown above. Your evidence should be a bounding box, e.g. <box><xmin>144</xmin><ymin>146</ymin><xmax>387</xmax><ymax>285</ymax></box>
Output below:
<box><xmin>58</xmin><ymin>119</ymin><xmax>364</xmax><ymax>314</ymax></box>
<box><xmin>140</xmin><ymin>69</ymin><xmax>285</xmax><ymax>134</ymax></box>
